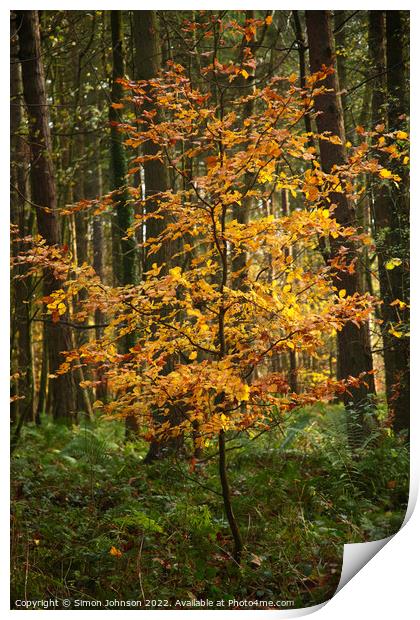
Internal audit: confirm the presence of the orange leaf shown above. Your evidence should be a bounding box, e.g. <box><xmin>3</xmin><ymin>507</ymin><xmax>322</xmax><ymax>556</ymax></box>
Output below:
<box><xmin>110</xmin><ymin>546</ymin><xmax>123</xmax><ymax>558</ymax></box>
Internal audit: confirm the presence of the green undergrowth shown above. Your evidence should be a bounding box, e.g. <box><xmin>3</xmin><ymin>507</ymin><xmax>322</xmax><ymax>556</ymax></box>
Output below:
<box><xmin>10</xmin><ymin>402</ymin><xmax>409</xmax><ymax>609</ymax></box>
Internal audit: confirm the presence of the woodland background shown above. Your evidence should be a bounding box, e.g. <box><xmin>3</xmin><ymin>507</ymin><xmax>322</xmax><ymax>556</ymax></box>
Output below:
<box><xmin>10</xmin><ymin>9</ymin><xmax>409</xmax><ymax>609</ymax></box>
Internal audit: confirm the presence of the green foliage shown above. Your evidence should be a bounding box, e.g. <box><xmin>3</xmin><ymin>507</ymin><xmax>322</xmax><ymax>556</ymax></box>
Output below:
<box><xmin>11</xmin><ymin>406</ymin><xmax>408</xmax><ymax>609</ymax></box>
<box><xmin>113</xmin><ymin>509</ymin><xmax>164</xmax><ymax>534</ymax></box>
<box><xmin>170</xmin><ymin>503</ymin><xmax>217</xmax><ymax>539</ymax></box>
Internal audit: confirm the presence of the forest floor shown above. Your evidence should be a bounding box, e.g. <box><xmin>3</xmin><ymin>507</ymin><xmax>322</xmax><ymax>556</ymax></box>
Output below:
<box><xmin>10</xmin><ymin>402</ymin><xmax>408</xmax><ymax>610</ymax></box>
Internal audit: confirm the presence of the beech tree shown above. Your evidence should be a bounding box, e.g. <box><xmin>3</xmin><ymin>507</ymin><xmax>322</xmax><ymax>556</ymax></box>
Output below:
<box><xmin>22</xmin><ymin>48</ymin><xmax>403</xmax><ymax>559</ymax></box>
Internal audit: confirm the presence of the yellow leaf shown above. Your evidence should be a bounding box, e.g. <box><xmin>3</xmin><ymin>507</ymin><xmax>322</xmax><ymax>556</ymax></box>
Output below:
<box><xmin>389</xmin><ymin>328</ymin><xmax>403</xmax><ymax>338</ymax></box>
<box><xmin>169</xmin><ymin>266</ymin><xmax>182</xmax><ymax>279</ymax></box>
<box><xmin>237</xmin><ymin>384</ymin><xmax>250</xmax><ymax>402</ymax></box>
<box><xmin>240</xmin><ymin>69</ymin><xmax>249</xmax><ymax>80</ymax></box>
<box><xmin>220</xmin><ymin>413</ymin><xmax>228</xmax><ymax>429</ymax></box>
<box><xmin>390</xmin><ymin>299</ymin><xmax>408</xmax><ymax>310</ymax></box>
<box><xmin>396</xmin><ymin>130</ymin><xmax>408</xmax><ymax>140</ymax></box>
<box><xmin>110</xmin><ymin>546</ymin><xmax>122</xmax><ymax>557</ymax></box>
<box><xmin>339</xmin><ymin>289</ymin><xmax>346</xmax><ymax>298</ymax></box>
<box><xmin>189</xmin><ymin>351</ymin><xmax>197</xmax><ymax>361</ymax></box>
<box><xmin>385</xmin><ymin>258</ymin><xmax>402</xmax><ymax>270</ymax></box>
<box><xmin>57</xmin><ymin>302</ymin><xmax>66</xmax><ymax>315</ymax></box>
<box><xmin>379</xmin><ymin>169</ymin><xmax>392</xmax><ymax>179</ymax></box>
<box><xmin>286</xmin><ymin>341</ymin><xmax>295</xmax><ymax>350</ymax></box>
<box><xmin>265</xmin><ymin>15</ymin><xmax>273</xmax><ymax>25</ymax></box>
<box><xmin>403</xmin><ymin>156</ymin><xmax>409</xmax><ymax>165</ymax></box>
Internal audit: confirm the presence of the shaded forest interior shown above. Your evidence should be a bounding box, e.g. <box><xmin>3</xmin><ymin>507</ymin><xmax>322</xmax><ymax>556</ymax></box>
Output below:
<box><xmin>10</xmin><ymin>10</ymin><xmax>409</xmax><ymax>609</ymax></box>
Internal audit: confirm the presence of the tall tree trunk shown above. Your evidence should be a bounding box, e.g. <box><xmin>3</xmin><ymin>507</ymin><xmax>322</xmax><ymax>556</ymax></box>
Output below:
<box><xmin>133</xmin><ymin>11</ymin><xmax>183</xmax><ymax>461</ymax></box>
<box><xmin>305</xmin><ymin>11</ymin><xmax>376</xmax><ymax>448</ymax></box>
<box><xmin>110</xmin><ymin>11</ymin><xmax>138</xmax><ymax>291</ymax></box>
<box><xmin>110</xmin><ymin>10</ymin><xmax>139</xmax><ymax>435</ymax></box>
<box><xmin>16</xmin><ymin>9</ymin><xmax>77</xmax><ymax>425</ymax></box>
<box><xmin>369</xmin><ymin>11</ymin><xmax>409</xmax><ymax>436</ymax></box>
<box><xmin>72</xmin><ymin>134</ymin><xmax>93</xmax><ymax>421</ymax></box>
<box><xmin>280</xmin><ymin>189</ymin><xmax>299</xmax><ymax>393</ymax></box>
<box><xmin>333</xmin><ymin>11</ymin><xmax>352</xmax><ymax>138</ymax></box>
<box><xmin>384</xmin><ymin>11</ymin><xmax>409</xmax><ymax>436</ymax></box>
<box><xmin>231</xmin><ymin>11</ymin><xmax>255</xmax><ymax>292</ymax></box>
<box><xmin>292</xmin><ymin>11</ymin><xmax>313</xmax><ymax>139</ymax></box>
<box><xmin>91</xmin><ymin>141</ymin><xmax>108</xmax><ymax>402</ymax></box>
<box><xmin>10</xmin><ymin>16</ymin><xmax>35</xmax><ymax>426</ymax></box>
<box><xmin>132</xmin><ymin>11</ymin><xmax>171</xmax><ymax>274</ymax></box>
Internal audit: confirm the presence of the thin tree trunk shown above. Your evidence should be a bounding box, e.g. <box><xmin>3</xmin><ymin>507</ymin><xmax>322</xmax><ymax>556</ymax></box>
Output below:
<box><xmin>218</xmin><ymin>429</ymin><xmax>242</xmax><ymax>562</ymax></box>
<box><xmin>334</xmin><ymin>11</ymin><xmax>352</xmax><ymax>138</ymax></box>
<box><xmin>231</xmin><ymin>11</ymin><xmax>256</xmax><ymax>292</ymax></box>
<box><xmin>216</xmin><ymin>195</ymin><xmax>243</xmax><ymax>563</ymax></box>
<box><xmin>91</xmin><ymin>145</ymin><xmax>108</xmax><ymax>402</ymax></box>
<box><xmin>292</xmin><ymin>11</ymin><xmax>313</xmax><ymax>139</ymax></box>
<box><xmin>281</xmin><ymin>189</ymin><xmax>299</xmax><ymax>393</ymax></box>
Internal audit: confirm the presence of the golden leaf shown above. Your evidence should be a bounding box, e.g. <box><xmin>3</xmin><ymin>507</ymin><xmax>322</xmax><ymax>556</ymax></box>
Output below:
<box><xmin>379</xmin><ymin>169</ymin><xmax>392</xmax><ymax>179</ymax></box>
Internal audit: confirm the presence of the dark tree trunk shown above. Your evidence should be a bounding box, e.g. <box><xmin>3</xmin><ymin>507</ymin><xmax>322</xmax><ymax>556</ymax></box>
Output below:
<box><xmin>231</xmin><ymin>11</ymin><xmax>255</xmax><ymax>292</ymax></box>
<box><xmin>133</xmin><ymin>11</ymin><xmax>183</xmax><ymax>461</ymax></box>
<box><xmin>218</xmin><ymin>429</ymin><xmax>243</xmax><ymax>563</ymax></box>
<box><xmin>10</xmin><ymin>16</ymin><xmax>35</xmax><ymax>426</ymax></box>
<box><xmin>333</xmin><ymin>11</ymin><xmax>352</xmax><ymax>138</ymax></box>
<box><xmin>280</xmin><ymin>189</ymin><xmax>299</xmax><ymax>393</ymax></box>
<box><xmin>292</xmin><ymin>11</ymin><xmax>313</xmax><ymax>139</ymax></box>
<box><xmin>109</xmin><ymin>10</ymin><xmax>139</xmax><ymax>436</ymax></box>
<box><xmin>384</xmin><ymin>11</ymin><xmax>409</xmax><ymax>436</ymax></box>
<box><xmin>91</xmin><ymin>145</ymin><xmax>108</xmax><ymax>402</ymax></box>
<box><xmin>16</xmin><ymin>9</ymin><xmax>77</xmax><ymax>425</ymax></box>
<box><xmin>369</xmin><ymin>11</ymin><xmax>409</xmax><ymax>436</ymax></box>
<box><xmin>132</xmin><ymin>10</ymin><xmax>171</xmax><ymax>274</ymax></box>
<box><xmin>305</xmin><ymin>11</ymin><xmax>376</xmax><ymax>448</ymax></box>
<box><xmin>110</xmin><ymin>11</ymin><xmax>138</xmax><ymax>290</ymax></box>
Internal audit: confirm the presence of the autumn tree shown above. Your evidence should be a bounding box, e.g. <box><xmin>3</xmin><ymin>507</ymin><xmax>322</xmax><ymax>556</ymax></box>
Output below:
<box><xmin>39</xmin><ymin>47</ymin><xmax>400</xmax><ymax>559</ymax></box>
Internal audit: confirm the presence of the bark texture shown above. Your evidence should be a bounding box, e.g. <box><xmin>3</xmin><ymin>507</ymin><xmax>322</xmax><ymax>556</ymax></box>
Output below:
<box><xmin>305</xmin><ymin>10</ymin><xmax>376</xmax><ymax>447</ymax></box>
<box><xmin>16</xmin><ymin>9</ymin><xmax>77</xmax><ymax>424</ymax></box>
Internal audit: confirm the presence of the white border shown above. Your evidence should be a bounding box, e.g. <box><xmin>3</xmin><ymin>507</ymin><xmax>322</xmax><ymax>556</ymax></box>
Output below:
<box><xmin>2</xmin><ymin>3</ymin><xmax>419</xmax><ymax>618</ymax></box>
